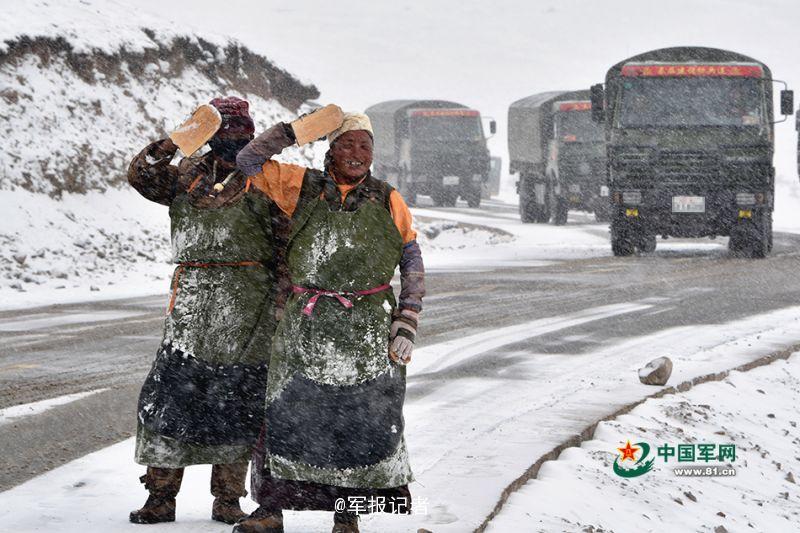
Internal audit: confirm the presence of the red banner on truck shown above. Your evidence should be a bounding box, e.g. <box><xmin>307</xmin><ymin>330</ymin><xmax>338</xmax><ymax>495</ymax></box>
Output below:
<box><xmin>621</xmin><ymin>64</ymin><xmax>764</xmax><ymax>78</ymax></box>
<box><xmin>558</xmin><ymin>101</ymin><xmax>592</xmax><ymax>112</ymax></box>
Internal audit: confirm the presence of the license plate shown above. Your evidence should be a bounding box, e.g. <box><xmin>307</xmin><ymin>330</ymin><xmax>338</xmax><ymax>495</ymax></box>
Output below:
<box><xmin>600</xmin><ymin>186</ymin><xmax>610</xmax><ymax>197</ymax></box>
<box><xmin>443</xmin><ymin>175</ymin><xmax>460</xmax><ymax>186</ymax></box>
<box><xmin>672</xmin><ymin>196</ymin><xmax>705</xmax><ymax>213</ymax></box>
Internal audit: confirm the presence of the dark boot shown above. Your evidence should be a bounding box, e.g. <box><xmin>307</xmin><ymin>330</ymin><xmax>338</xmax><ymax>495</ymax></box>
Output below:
<box><xmin>129</xmin><ymin>467</ymin><xmax>184</xmax><ymax>524</ymax></box>
<box><xmin>210</xmin><ymin>463</ymin><xmax>248</xmax><ymax>524</ymax></box>
<box><xmin>232</xmin><ymin>506</ymin><xmax>284</xmax><ymax>533</ymax></box>
<box><xmin>332</xmin><ymin>511</ymin><xmax>360</xmax><ymax>533</ymax></box>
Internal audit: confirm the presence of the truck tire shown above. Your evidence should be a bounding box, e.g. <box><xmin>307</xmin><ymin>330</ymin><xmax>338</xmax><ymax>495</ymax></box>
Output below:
<box><xmin>535</xmin><ymin>209</ymin><xmax>551</xmax><ymax>223</ymax></box>
<box><xmin>611</xmin><ymin>218</ymin><xmax>635</xmax><ymax>256</ymax></box>
<box><xmin>466</xmin><ymin>189</ymin><xmax>481</xmax><ymax>208</ymax></box>
<box><xmin>729</xmin><ymin>212</ymin><xmax>771</xmax><ymax>259</ymax></box>
<box><xmin>594</xmin><ymin>205</ymin><xmax>610</xmax><ymax>223</ymax></box>
<box><xmin>549</xmin><ymin>189</ymin><xmax>568</xmax><ymax>226</ymax></box>
<box><xmin>433</xmin><ymin>189</ymin><xmax>457</xmax><ymax>207</ymax></box>
<box><xmin>520</xmin><ymin>197</ymin><xmax>539</xmax><ymax>223</ymax></box>
<box><xmin>638</xmin><ymin>234</ymin><xmax>657</xmax><ymax>253</ymax></box>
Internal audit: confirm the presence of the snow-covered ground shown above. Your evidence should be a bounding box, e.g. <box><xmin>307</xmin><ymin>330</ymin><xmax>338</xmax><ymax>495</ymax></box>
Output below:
<box><xmin>0</xmin><ymin>389</ymin><xmax>107</xmax><ymax>426</ymax></box>
<box><xmin>5</xmin><ymin>1</ymin><xmax>800</xmax><ymax>531</ymax></box>
<box><xmin>0</xmin><ymin>191</ymin><xmax>612</xmax><ymax>310</ymax></box>
<box><xmin>3</xmin><ymin>300</ymin><xmax>800</xmax><ymax>531</ymax></box>
<box><xmin>488</xmin><ymin>353</ymin><xmax>800</xmax><ymax>533</ymax></box>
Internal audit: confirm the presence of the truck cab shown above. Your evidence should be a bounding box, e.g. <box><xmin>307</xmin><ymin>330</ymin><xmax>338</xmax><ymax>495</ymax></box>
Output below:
<box><xmin>591</xmin><ymin>47</ymin><xmax>794</xmax><ymax>257</ymax></box>
<box><xmin>545</xmin><ymin>99</ymin><xmax>608</xmax><ymax>224</ymax></box>
<box><xmin>366</xmin><ymin>100</ymin><xmax>494</xmax><ymax>208</ymax></box>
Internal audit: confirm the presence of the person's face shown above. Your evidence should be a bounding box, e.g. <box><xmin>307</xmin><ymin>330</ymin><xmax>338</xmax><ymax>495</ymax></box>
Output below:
<box><xmin>208</xmin><ymin>133</ymin><xmax>252</xmax><ymax>164</ymax></box>
<box><xmin>330</xmin><ymin>130</ymin><xmax>373</xmax><ymax>182</ymax></box>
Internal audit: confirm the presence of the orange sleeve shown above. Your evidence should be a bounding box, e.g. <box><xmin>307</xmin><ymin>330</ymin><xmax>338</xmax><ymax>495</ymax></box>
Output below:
<box><xmin>389</xmin><ymin>190</ymin><xmax>417</xmax><ymax>244</ymax></box>
<box><xmin>248</xmin><ymin>161</ymin><xmax>307</xmax><ymax>217</ymax></box>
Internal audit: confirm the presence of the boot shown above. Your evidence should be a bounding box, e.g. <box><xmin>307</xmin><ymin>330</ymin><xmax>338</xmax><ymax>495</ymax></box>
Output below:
<box><xmin>232</xmin><ymin>506</ymin><xmax>284</xmax><ymax>533</ymax></box>
<box><xmin>211</xmin><ymin>463</ymin><xmax>248</xmax><ymax>524</ymax></box>
<box><xmin>332</xmin><ymin>511</ymin><xmax>360</xmax><ymax>533</ymax></box>
<box><xmin>129</xmin><ymin>467</ymin><xmax>184</xmax><ymax>524</ymax></box>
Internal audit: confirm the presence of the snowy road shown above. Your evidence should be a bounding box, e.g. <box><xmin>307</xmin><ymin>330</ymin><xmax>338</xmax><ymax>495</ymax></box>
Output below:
<box><xmin>3</xmin><ymin>202</ymin><xmax>800</xmax><ymax>531</ymax></box>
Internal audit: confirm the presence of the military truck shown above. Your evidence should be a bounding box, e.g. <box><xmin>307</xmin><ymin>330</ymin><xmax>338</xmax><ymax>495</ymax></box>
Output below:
<box><xmin>366</xmin><ymin>100</ymin><xmax>495</xmax><ymax>208</ymax></box>
<box><xmin>796</xmin><ymin>110</ymin><xmax>800</xmax><ymax>177</ymax></box>
<box><xmin>509</xmin><ymin>90</ymin><xmax>608</xmax><ymax>224</ymax></box>
<box><xmin>591</xmin><ymin>47</ymin><xmax>794</xmax><ymax>257</ymax></box>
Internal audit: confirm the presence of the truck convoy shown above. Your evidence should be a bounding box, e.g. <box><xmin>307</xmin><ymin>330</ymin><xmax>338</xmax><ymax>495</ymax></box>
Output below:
<box><xmin>591</xmin><ymin>46</ymin><xmax>793</xmax><ymax>258</ymax></box>
<box><xmin>366</xmin><ymin>100</ymin><xmax>495</xmax><ymax>208</ymax></box>
<box><xmin>509</xmin><ymin>90</ymin><xmax>608</xmax><ymax>224</ymax></box>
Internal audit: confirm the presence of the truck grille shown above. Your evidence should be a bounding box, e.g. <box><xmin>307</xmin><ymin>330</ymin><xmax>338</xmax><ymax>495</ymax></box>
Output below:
<box><xmin>658</xmin><ymin>151</ymin><xmax>718</xmax><ymax>176</ymax></box>
<box><xmin>613</xmin><ymin>150</ymin><xmax>719</xmax><ymax>181</ymax></box>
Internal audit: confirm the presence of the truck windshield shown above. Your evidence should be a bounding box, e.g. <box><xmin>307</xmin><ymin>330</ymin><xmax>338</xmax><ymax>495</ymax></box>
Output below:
<box><xmin>556</xmin><ymin>111</ymin><xmax>604</xmax><ymax>142</ymax></box>
<box><xmin>410</xmin><ymin>116</ymin><xmax>483</xmax><ymax>142</ymax></box>
<box><xmin>618</xmin><ymin>77</ymin><xmax>764</xmax><ymax>127</ymax></box>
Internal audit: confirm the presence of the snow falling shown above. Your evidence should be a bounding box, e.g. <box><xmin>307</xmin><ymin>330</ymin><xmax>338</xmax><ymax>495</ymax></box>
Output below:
<box><xmin>3</xmin><ymin>1</ymin><xmax>800</xmax><ymax>532</ymax></box>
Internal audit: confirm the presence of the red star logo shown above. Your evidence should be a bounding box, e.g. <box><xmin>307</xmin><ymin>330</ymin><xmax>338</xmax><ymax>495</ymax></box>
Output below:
<box><xmin>618</xmin><ymin>441</ymin><xmax>640</xmax><ymax>462</ymax></box>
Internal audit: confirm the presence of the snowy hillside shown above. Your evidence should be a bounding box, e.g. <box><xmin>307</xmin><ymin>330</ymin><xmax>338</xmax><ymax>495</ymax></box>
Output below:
<box><xmin>0</xmin><ymin>0</ymin><xmax>324</xmax><ymax>299</ymax></box>
<box><xmin>0</xmin><ymin>0</ymin><xmax>319</xmax><ymax>195</ymax></box>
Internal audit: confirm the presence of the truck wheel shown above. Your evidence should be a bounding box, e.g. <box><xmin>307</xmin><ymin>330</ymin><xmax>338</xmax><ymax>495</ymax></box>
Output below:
<box><xmin>466</xmin><ymin>190</ymin><xmax>481</xmax><ymax>208</ymax></box>
<box><xmin>750</xmin><ymin>212</ymin><xmax>772</xmax><ymax>258</ymax></box>
<box><xmin>729</xmin><ymin>212</ymin><xmax>771</xmax><ymax>259</ymax></box>
<box><xmin>549</xmin><ymin>189</ymin><xmax>568</xmax><ymax>226</ymax></box>
<box><xmin>638</xmin><ymin>234</ymin><xmax>657</xmax><ymax>253</ymax></box>
<box><xmin>520</xmin><ymin>198</ymin><xmax>539</xmax><ymax>223</ymax></box>
<box><xmin>611</xmin><ymin>218</ymin><xmax>635</xmax><ymax>256</ymax></box>
<box><xmin>433</xmin><ymin>189</ymin><xmax>457</xmax><ymax>207</ymax></box>
<box><xmin>536</xmin><ymin>200</ymin><xmax>551</xmax><ymax>223</ymax></box>
<box><xmin>728</xmin><ymin>231</ymin><xmax>744</xmax><ymax>254</ymax></box>
<box><xmin>594</xmin><ymin>205</ymin><xmax>610</xmax><ymax>223</ymax></box>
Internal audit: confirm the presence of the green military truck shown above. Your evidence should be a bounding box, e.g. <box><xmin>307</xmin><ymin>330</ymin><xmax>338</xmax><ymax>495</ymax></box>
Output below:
<box><xmin>509</xmin><ymin>90</ymin><xmax>608</xmax><ymax>224</ymax></box>
<box><xmin>796</xmin><ymin>110</ymin><xmax>800</xmax><ymax>177</ymax></box>
<box><xmin>366</xmin><ymin>100</ymin><xmax>495</xmax><ymax>208</ymax></box>
<box><xmin>591</xmin><ymin>47</ymin><xmax>794</xmax><ymax>257</ymax></box>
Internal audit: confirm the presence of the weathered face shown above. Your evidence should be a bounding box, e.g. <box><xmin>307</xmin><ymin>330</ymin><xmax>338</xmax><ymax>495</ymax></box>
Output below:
<box><xmin>208</xmin><ymin>132</ymin><xmax>252</xmax><ymax>164</ymax></box>
<box><xmin>330</xmin><ymin>130</ymin><xmax>373</xmax><ymax>182</ymax></box>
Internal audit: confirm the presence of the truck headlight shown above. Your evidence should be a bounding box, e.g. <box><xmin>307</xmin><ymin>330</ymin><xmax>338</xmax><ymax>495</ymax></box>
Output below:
<box><xmin>736</xmin><ymin>192</ymin><xmax>756</xmax><ymax>205</ymax></box>
<box><xmin>622</xmin><ymin>191</ymin><xmax>642</xmax><ymax>205</ymax></box>
<box><xmin>472</xmin><ymin>173</ymin><xmax>483</xmax><ymax>182</ymax></box>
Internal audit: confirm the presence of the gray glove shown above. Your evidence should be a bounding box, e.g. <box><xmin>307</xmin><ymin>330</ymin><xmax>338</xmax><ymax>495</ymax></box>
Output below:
<box><xmin>389</xmin><ymin>309</ymin><xmax>418</xmax><ymax>365</ymax></box>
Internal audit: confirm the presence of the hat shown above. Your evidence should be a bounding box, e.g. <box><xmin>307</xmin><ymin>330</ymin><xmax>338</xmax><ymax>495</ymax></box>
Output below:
<box><xmin>328</xmin><ymin>112</ymin><xmax>373</xmax><ymax>144</ymax></box>
<box><xmin>209</xmin><ymin>96</ymin><xmax>255</xmax><ymax>136</ymax></box>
